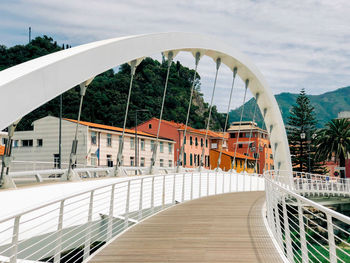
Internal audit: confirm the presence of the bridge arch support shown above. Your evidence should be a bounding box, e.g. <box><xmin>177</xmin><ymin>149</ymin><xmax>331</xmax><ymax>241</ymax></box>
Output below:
<box><xmin>0</xmin><ymin>32</ymin><xmax>292</xmax><ymax>183</ymax></box>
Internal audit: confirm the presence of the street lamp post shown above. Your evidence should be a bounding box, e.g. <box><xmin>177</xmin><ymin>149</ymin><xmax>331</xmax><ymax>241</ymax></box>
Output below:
<box><xmin>135</xmin><ymin>109</ymin><xmax>149</xmax><ymax>168</ymax></box>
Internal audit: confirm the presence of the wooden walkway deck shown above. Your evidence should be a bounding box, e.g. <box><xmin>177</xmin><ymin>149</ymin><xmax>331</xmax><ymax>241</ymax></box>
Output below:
<box><xmin>90</xmin><ymin>191</ymin><xmax>282</xmax><ymax>262</ymax></box>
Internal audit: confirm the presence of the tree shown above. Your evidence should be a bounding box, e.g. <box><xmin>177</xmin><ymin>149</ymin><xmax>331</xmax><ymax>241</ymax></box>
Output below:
<box><xmin>315</xmin><ymin>118</ymin><xmax>350</xmax><ymax>178</ymax></box>
<box><xmin>287</xmin><ymin>89</ymin><xmax>325</xmax><ymax>173</ymax></box>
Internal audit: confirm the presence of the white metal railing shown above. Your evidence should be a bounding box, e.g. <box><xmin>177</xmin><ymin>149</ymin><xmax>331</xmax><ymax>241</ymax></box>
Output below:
<box><xmin>0</xmin><ymin>161</ymin><xmax>92</xmax><ymax>172</ymax></box>
<box><xmin>265</xmin><ymin>170</ymin><xmax>350</xmax><ymax>197</ymax></box>
<box><xmin>0</xmin><ymin>171</ymin><xmax>264</xmax><ymax>263</ymax></box>
<box><xmin>265</xmin><ymin>171</ymin><xmax>350</xmax><ymax>263</ymax></box>
<box><xmin>6</xmin><ymin>166</ymin><xmax>180</xmax><ymax>187</ymax></box>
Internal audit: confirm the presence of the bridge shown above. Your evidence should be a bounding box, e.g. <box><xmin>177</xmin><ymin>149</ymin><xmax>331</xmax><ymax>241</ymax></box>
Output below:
<box><xmin>0</xmin><ymin>33</ymin><xmax>349</xmax><ymax>263</ymax></box>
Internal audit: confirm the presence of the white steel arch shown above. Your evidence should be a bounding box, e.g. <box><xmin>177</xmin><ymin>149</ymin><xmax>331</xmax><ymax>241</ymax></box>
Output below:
<box><xmin>0</xmin><ymin>32</ymin><xmax>292</xmax><ymax>181</ymax></box>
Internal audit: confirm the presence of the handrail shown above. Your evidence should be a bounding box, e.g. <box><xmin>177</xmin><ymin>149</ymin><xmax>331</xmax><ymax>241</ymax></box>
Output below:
<box><xmin>0</xmin><ymin>171</ymin><xmax>265</xmax><ymax>262</ymax></box>
<box><xmin>264</xmin><ymin>170</ymin><xmax>350</xmax><ymax>263</ymax></box>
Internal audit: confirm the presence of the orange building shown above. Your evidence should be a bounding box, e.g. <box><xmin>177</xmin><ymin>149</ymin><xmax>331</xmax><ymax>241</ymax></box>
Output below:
<box><xmin>227</xmin><ymin>121</ymin><xmax>274</xmax><ymax>174</ymax></box>
<box><xmin>210</xmin><ymin>149</ymin><xmax>255</xmax><ymax>173</ymax></box>
<box><xmin>0</xmin><ymin>145</ymin><xmax>4</xmax><ymax>156</ymax></box>
<box><xmin>136</xmin><ymin>118</ymin><xmax>227</xmax><ymax>169</ymax></box>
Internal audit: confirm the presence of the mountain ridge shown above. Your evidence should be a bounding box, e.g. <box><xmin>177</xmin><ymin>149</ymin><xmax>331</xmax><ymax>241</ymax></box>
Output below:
<box><xmin>229</xmin><ymin>86</ymin><xmax>350</xmax><ymax>128</ymax></box>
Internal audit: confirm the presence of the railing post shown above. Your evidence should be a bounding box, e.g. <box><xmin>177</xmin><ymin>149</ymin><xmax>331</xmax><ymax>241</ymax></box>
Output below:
<box><xmin>10</xmin><ymin>216</ymin><xmax>20</xmax><ymax>263</ymax></box>
<box><xmin>182</xmin><ymin>173</ymin><xmax>185</xmax><ymax>202</ymax></box>
<box><xmin>199</xmin><ymin>172</ymin><xmax>202</xmax><ymax>198</ymax></box>
<box><xmin>282</xmin><ymin>196</ymin><xmax>293</xmax><ymax>262</ymax></box>
<box><xmin>54</xmin><ymin>200</ymin><xmax>65</xmax><ymax>263</ymax></box>
<box><xmin>207</xmin><ymin>172</ymin><xmax>210</xmax><ymax>196</ymax></box>
<box><xmin>172</xmin><ymin>174</ymin><xmax>176</xmax><ymax>204</ymax></box>
<box><xmin>190</xmin><ymin>173</ymin><xmax>193</xmax><ymax>200</ymax></box>
<box><xmin>327</xmin><ymin>214</ymin><xmax>337</xmax><ymax>263</ymax></box>
<box><xmin>274</xmin><ymin>195</ymin><xmax>283</xmax><ymax>248</ymax></box>
<box><xmin>107</xmin><ymin>185</ymin><xmax>115</xmax><ymax>241</ymax></box>
<box><xmin>162</xmin><ymin>175</ymin><xmax>166</xmax><ymax>208</ymax></box>
<box><xmin>297</xmin><ymin>200</ymin><xmax>308</xmax><ymax>263</ymax></box>
<box><xmin>138</xmin><ymin>178</ymin><xmax>144</xmax><ymax>221</ymax></box>
<box><xmin>124</xmin><ymin>181</ymin><xmax>131</xmax><ymax>229</ymax></box>
<box><xmin>83</xmin><ymin>190</ymin><xmax>94</xmax><ymax>261</ymax></box>
<box><xmin>149</xmin><ymin>176</ymin><xmax>154</xmax><ymax>212</ymax></box>
<box><xmin>229</xmin><ymin>171</ymin><xmax>232</xmax><ymax>192</ymax></box>
<box><xmin>215</xmin><ymin>171</ymin><xmax>217</xmax><ymax>195</ymax></box>
<box><xmin>222</xmin><ymin>172</ymin><xmax>225</xmax><ymax>193</ymax></box>
<box><xmin>243</xmin><ymin>172</ymin><xmax>246</xmax><ymax>191</ymax></box>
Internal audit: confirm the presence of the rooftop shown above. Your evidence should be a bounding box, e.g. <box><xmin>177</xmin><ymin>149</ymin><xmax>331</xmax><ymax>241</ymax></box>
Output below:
<box><xmin>228</xmin><ymin>121</ymin><xmax>267</xmax><ymax>133</ymax></box>
<box><xmin>64</xmin><ymin>118</ymin><xmax>174</xmax><ymax>141</ymax></box>
<box><xmin>211</xmin><ymin>149</ymin><xmax>255</xmax><ymax>160</ymax></box>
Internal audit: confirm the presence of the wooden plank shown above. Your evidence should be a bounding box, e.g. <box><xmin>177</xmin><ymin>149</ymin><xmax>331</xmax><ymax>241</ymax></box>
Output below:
<box><xmin>90</xmin><ymin>191</ymin><xmax>282</xmax><ymax>262</ymax></box>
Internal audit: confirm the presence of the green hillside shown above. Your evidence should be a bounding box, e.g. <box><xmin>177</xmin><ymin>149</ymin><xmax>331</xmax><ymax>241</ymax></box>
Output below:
<box><xmin>229</xmin><ymin>86</ymin><xmax>350</xmax><ymax>128</ymax></box>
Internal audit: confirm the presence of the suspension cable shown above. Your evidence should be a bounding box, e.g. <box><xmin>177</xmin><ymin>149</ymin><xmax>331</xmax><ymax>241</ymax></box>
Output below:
<box><xmin>261</xmin><ymin>108</ymin><xmax>269</xmax><ymax>173</ymax></box>
<box><xmin>243</xmin><ymin>93</ymin><xmax>260</xmax><ymax>172</ymax></box>
<box><xmin>67</xmin><ymin>77</ymin><xmax>94</xmax><ymax>180</ymax></box>
<box><xmin>177</xmin><ymin>52</ymin><xmax>201</xmax><ymax>172</ymax></box>
<box><xmin>115</xmin><ymin>60</ymin><xmax>138</xmax><ymax>174</ymax></box>
<box><xmin>231</xmin><ymin>79</ymin><xmax>249</xmax><ymax>171</ymax></box>
<box><xmin>217</xmin><ymin>67</ymin><xmax>237</xmax><ymax>170</ymax></box>
<box><xmin>199</xmin><ymin>57</ymin><xmax>221</xmax><ymax>169</ymax></box>
<box><xmin>150</xmin><ymin>51</ymin><xmax>174</xmax><ymax>173</ymax></box>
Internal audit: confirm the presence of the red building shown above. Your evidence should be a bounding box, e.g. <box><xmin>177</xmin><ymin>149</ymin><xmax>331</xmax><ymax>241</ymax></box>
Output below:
<box><xmin>227</xmin><ymin>121</ymin><xmax>274</xmax><ymax>174</ymax></box>
<box><xmin>136</xmin><ymin>118</ymin><xmax>227</xmax><ymax>169</ymax></box>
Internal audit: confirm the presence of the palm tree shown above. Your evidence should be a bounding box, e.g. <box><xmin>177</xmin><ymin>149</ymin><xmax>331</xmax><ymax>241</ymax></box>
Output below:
<box><xmin>315</xmin><ymin>118</ymin><xmax>350</xmax><ymax>178</ymax></box>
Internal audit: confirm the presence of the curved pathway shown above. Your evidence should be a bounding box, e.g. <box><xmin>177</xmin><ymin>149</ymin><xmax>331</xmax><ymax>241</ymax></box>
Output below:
<box><xmin>90</xmin><ymin>191</ymin><xmax>282</xmax><ymax>262</ymax></box>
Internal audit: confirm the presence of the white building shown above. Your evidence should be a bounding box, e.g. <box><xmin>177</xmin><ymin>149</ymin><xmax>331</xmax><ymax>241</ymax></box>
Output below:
<box><xmin>11</xmin><ymin>116</ymin><xmax>175</xmax><ymax>168</ymax></box>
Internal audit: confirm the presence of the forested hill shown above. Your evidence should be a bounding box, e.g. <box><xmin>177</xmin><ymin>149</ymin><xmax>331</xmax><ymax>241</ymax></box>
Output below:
<box><xmin>229</xmin><ymin>86</ymin><xmax>350</xmax><ymax>128</ymax></box>
<box><xmin>0</xmin><ymin>36</ymin><xmax>225</xmax><ymax>131</ymax></box>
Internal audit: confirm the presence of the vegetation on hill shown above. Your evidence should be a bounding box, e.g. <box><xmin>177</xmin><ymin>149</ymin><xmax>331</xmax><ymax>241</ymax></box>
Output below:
<box><xmin>0</xmin><ymin>36</ymin><xmax>225</xmax><ymax>131</ymax></box>
<box><xmin>229</xmin><ymin>86</ymin><xmax>350</xmax><ymax>128</ymax></box>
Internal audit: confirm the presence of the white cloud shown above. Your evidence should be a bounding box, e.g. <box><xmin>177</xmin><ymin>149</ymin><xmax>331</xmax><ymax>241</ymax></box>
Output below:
<box><xmin>1</xmin><ymin>0</ymin><xmax>350</xmax><ymax>112</ymax></box>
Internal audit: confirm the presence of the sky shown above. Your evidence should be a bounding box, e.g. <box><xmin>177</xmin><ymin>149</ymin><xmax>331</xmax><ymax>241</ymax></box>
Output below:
<box><xmin>1</xmin><ymin>0</ymin><xmax>350</xmax><ymax>112</ymax></box>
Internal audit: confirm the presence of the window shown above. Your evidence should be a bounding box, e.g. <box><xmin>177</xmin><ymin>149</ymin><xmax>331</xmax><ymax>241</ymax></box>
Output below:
<box><xmin>130</xmin><ymin>137</ymin><xmax>135</xmax><ymax>149</ymax></box>
<box><xmin>91</xmin><ymin>132</ymin><xmax>97</xmax><ymax>145</ymax></box>
<box><xmin>54</xmin><ymin>154</ymin><xmax>60</xmax><ymax>168</ymax></box>
<box><xmin>168</xmin><ymin>143</ymin><xmax>172</xmax><ymax>153</ymax></box>
<box><xmin>140</xmin><ymin>157</ymin><xmax>145</xmax><ymax>167</ymax></box>
<box><xmin>253</xmin><ymin>153</ymin><xmax>259</xmax><ymax>159</ymax></box>
<box><xmin>107</xmin><ymin>154</ymin><xmax>113</xmax><ymax>167</ymax></box>
<box><xmin>270</xmin><ymin>154</ymin><xmax>273</xmax><ymax>160</ymax></box>
<box><xmin>190</xmin><ymin>154</ymin><xmax>193</xmax><ymax>166</ymax></box>
<box><xmin>160</xmin><ymin>159</ymin><xmax>164</xmax><ymax>167</ymax></box>
<box><xmin>1</xmin><ymin>138</ymin><xmax>7</xmax><ymax>145</ymax></box>
<box><xmin>184</xmin><ymin>136</ymin><xmax>186</xmax><ymax>144</ymax></box>
<box><xmin>148</xmin><ymin>124</ymin><xmax>152</xmax><ymax>129</ymax></box>
<box><xmin>91</xmin><ymin>153</ymin><xmax>97</xmax><ymax>166</ymax></box>
<box><xmin>141</xmin><ymin>139</ymin><xmax>145</xmax><ymax>150</ymax></box>
<box><xmin>230</xmin><ymin>133</ymin><xmax>236</xmax><ymax>138</ymax></box>
<box><xmin>37</xmin><ymin>139</ymin><xmax>43</xmax><ymax>147</ymax></box>
<box><xmin>130</xmin><ymin>156</ymin><xmax>135</xmax><ymax>166</ymax></box>
<box><xmin>184</xmin><ymin>152</ymin><xmax>187</xmax><ymax>165</ymax></box>
<box><xmin>190</xmin><ymin>136</ymin><xmax>193</xmax><ymax>145</ymax></box>
<box><xmin>22</xmin><ymin>139</ymin><xmax>33</xmax><ymax>147</ymax></box>
<box><xmin>238</xmin><ymin>144</ymin><xmax>243</xmax><ymax>148</ymax></box>
<box><xmin>240</xmin><ymin>160</ymin><xmax>243</xmax><ymax>168</ymax></box>
<box><xmin>151</xmin><ymin>140</ymin><xmax>155</xmax><ymax>151</ymax></box>
<box><xmin>201</xmin><ymin>138</ymin><xmax>204</xmax><ymax>147</ymax></box>
<box><xmin>239</xmin><ymin>133</ymin><xmax>244</xmax><ymax>138</ymax></box>
<box><xmin>168</xmin><ymin>160</ymin><xmax>172</xmax><ymax>167</ymax></box>
<box><xmin>206</xmin><ymin>139</ymin><xmax>208</xmax><ymax>148</ymax></box>
<box><xmin>194</xmin><ymin>154</ymin><xmax>197</xmax><ymax>166</ymax></box>
<box><xmin>195</xmin><ymin>137</ymin><xmax>198</xmax><ymax>146</ymax></box>
<box><xmin>13</xmin><ymin>140</ymin><xmax>19</xmax><ymax>148</ymax></box>
<box><xmin>160</xmin><ymin>142</ymin><xmax>164</xmax><ymax>153</ymax></box>
<box><xmin>107</xmin><ymin>134</ymin><xmax>112</xmax><ymax>147</ymax></box>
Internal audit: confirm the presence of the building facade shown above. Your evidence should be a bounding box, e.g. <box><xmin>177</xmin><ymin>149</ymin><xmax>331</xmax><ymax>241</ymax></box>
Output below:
<box><xmin>137</xmin><ymin>118</ymin><xmax>227</xmax><ymax>169</ymax></box>
<box><xmin>227</xmin><ymin>121</ymin><xmax>274</xmax><ymax>174</ymax></box>
<box><xmin>11</xmin><ymin>116</ymin><xmax>175</xmax><ymax>168</ymax></box>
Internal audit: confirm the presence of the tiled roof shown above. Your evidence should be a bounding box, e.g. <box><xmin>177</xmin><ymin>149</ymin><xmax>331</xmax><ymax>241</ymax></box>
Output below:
<box><xmin>211</xmin><ymin>149</ymin><xmax>255</xmax><ymax>160</ymax></box>
<box><xmin>64</xmin><ymin>119</ymin><xmax>173</xmax><ymax>141</ymax></box>
<box><xmin>0</xmin><ymin>145</ymin><xmax>4</xmax><ymax>156</ymax></box>
<box><xmin>149</xmin><ymin>118</ymin><xmax>227</xmax><ymax>138</ymax></box>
